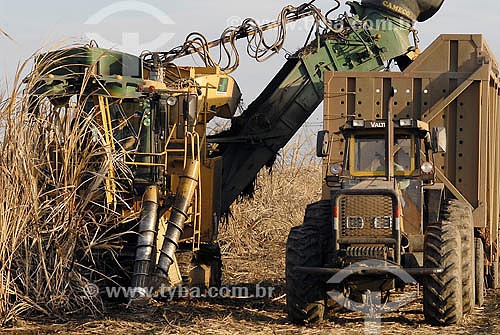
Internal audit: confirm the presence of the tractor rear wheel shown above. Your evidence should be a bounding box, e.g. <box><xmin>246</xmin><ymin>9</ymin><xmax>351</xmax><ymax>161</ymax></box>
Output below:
<box><xmin>423</xmin><ymin>223</ymin><xmax>463</xmax><ymax>325</ymax></box>
<box><xmin>441</xmin><ymin>200</ymin><xmax>474</xmax><ymax>314</ymax></box>
<box><xmin>286</xmin><ymin>201</ymin><xmax>331</xmax><ymax>324</ymax></box>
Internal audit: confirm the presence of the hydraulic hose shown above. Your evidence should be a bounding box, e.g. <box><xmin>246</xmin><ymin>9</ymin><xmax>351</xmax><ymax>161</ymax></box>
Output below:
<box><xmin>156</xmin><ymin>159</ymin><xmax>200</xmax><ymax>278</ymax></box>
<box><xmin>131</xmin><ymin>185</ymin><xmax>159</xmax><ymax>297</ymax></box>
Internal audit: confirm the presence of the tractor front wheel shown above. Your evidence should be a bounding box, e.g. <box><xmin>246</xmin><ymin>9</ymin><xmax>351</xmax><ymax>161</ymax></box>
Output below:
<box><xmin>286</xmin><ymin>201</ymin><xmax>331</xmax><ymax>324</ymax></box>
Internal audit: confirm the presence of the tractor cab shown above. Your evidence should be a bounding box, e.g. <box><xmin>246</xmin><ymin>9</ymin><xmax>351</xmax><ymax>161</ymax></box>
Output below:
<box><xmin>316</xmin><ymin>117</ymin><xmax>447</xmax><ymax>268</ymax></box>
<box><xmin>318</xmin><ymin>118</ymin><xmax>446</xmax><ymax>188</ymax></box>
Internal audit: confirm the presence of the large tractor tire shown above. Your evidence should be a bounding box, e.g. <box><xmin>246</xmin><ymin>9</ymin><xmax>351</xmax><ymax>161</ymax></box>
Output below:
<box><xmin>441</xmin><ymin>200</ymin><xmax>475</xmax><ymax>314</ymax></box>
<box><xmin>475</xmin><ymin>238</ymin><xmax>485</xmax><ymax>306</ymax></box>
<box><xmin>286</xmin><ymin>201</ymin><xmax>331</xmax><ymax>324</ymax></box>
<box><xmin>423</xmin><ymin>223</ymin><xmax>463</xmax><ymax>325</ymax></box>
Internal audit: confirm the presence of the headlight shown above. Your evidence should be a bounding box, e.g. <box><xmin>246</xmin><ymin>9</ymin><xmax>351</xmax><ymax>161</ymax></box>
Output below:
<box><xmin>167</xmin><ymin>96</ymin><xmax>177</xmax><ymax>106</ymax></box>
<box><xmin>421</xmin><ymin>161</ymin><xmax>434</xmax><ymax>174</ymax></box>
<box><xmin>330</xmin><ymin>163</ymin><xmax>343</xmax><ymax>175</ymax></box>
<box><xmin>352</xmin><ymin>119</ymin><xmax>365</xmax><ymax>127</ymax></box>
<box><xmin>346</xmin><ymin>216</ymin><xmax>364</xmax><ymax>229</ymax></box>
<box><xmin>374</xmin><ymin>216</ymin><xmax>393</xmax><ymax>229</ymax></box>
<box><xmin>399</xmin><ymin>119</ymin><xmax>412</xmax><ymax>127</ymax></box>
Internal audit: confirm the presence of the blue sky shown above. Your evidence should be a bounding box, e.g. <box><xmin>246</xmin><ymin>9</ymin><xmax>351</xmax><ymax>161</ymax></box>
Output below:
<box><xmin>1</xmin><ymin>0</ymin><xmax>499</xmax><ymax>125</ymax></box>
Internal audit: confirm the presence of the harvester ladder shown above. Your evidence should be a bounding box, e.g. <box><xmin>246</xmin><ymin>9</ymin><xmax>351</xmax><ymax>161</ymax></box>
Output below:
<box><xmin>186</xmin><ymin>130</ymin><xmax>202</xmax><ymax>252</ymax></box>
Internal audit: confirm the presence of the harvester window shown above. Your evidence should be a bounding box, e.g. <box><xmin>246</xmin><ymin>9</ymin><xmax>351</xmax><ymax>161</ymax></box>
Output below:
<box><xmin>112</xmin><ymin>102</ymin><xmax>140</xmax><ymax>151</ymax></box>
<box><xmin>83</xmin><ymin>98</ymin><xmax>140</xmax><ymax>151</ymax></box>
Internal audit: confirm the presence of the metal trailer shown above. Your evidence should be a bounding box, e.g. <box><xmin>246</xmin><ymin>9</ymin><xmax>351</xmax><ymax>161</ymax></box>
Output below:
<box><xmin>324</xmin><ymin>33</ymin><xmax>499</xmax><ymax>292</ymax></box>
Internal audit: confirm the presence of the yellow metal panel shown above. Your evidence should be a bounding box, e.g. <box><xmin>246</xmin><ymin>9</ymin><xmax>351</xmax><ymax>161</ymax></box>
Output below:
<box><xmin>200</xmin><ymin>161</ymin><xmax>214</xmax><ymax>242</ymax></box>
<box><xmin>199</xmin><ymin>157</ymin><xmax>222</xmax><ymax>242</ymax></box>
<box><xmin>194</xmin><ymin>73</ymin><xmax>241</xmax><ymax>120</ymax></box>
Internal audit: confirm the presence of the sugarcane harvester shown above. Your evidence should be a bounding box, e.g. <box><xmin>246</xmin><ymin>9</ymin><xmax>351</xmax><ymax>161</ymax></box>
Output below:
<box><xmin>29</xmin><ymin>0</ymin><xmax>443</xmax><ymax>298</ymax></box>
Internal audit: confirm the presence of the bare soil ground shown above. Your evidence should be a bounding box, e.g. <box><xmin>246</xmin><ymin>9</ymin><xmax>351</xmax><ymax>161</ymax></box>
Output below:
<box><xmin>3</xmin><ymin>286</ymin><xmax>500</xmax><ymax>334</ymax></box>
<box><xmin>3</xmin><ymin>247</ymin><xmax>499</xmax><ymax>334</ymax></box>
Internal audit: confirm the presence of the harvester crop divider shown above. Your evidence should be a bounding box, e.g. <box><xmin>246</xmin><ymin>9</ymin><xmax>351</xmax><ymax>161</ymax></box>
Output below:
<box><xmin>97</xmin><ymin>95</ymin><xmax>117</xmax><ymax>208</ymax></box>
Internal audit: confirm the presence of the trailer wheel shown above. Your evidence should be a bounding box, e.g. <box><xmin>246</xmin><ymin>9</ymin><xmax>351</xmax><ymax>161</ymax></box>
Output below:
<box><xmin>490</xmin><ymin>261</ymin><xmax>499</xmax><ymax>289</ymax></box>
<box><xmin>441</xmin><ymin>200</ymin><xmax>475</xmax><ymax>314</ymax></box>
<box><xmin>423</xmin><ymin>224</ymin><xmax>463</xmax><ymax>325</ymax></box>
<box><xmin>286</xmin><ymin>201</ymin><xmax>331</xmax><ymax>324</ymax></box>
<box><xmin>475</xmin><ymin>238</ymin><xmax>485</xmax><ymax>306</ymax></box>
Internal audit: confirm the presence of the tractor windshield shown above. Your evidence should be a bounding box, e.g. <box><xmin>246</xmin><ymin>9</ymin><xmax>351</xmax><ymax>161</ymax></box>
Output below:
<box><xmin>349</xmin><ymin>134</ymin><xmax>415</xmax><ymax>176</ymax></box>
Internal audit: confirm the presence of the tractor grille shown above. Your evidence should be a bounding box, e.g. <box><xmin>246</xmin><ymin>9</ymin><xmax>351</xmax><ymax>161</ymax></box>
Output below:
<box><xmin>339</xmin><ymin>194</ymin><xmax>394</xmax><ymax>238</ymax></box>
<box><xmin>346</xmin><ymin>246</ymin><xmax>388</xmax><ymax>259</ymax></box>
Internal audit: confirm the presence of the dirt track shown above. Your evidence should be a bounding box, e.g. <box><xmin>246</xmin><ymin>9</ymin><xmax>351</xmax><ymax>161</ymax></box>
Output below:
<box><xmin>4</xmin><ymin>278</ymin><xmax>499</xmax><ymax>334</ymax></box>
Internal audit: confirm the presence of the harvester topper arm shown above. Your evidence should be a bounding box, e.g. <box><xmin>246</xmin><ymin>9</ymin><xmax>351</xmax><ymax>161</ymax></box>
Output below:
<box><xmin>142</xmin><ymin>0</ymin><xmax>445</xmax><ymax>74</ymax></box>
<box><xmin>141</xmin><ymin>1</ymin><xmax>343</xmax><ymax>73</ymax></box>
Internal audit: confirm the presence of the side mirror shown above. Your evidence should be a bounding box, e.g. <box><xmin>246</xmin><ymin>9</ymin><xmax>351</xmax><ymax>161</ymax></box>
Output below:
<box><xmin>316</xmin><ymin>130</ymin><xmax>330</xmax><ymax>158</ymax></box>
<box><xmin>431</xmin><ymin>127</ymin><xmax>447</xmax><ymax>154</ymax></box>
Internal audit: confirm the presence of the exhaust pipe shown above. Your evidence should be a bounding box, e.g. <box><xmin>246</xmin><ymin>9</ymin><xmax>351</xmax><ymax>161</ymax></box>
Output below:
<box><xmin>385</xmin><ymin>91</ymin><xmax>395</xmax><ymax>181</ymax></box>
<box><xmin>156</xmin><ymin>159</ymin><xmax>200</xmax><ymax>278</ymax></box>
<box><xmin>131</xmin><ymin>185</ymin><xmax>159</xmax><ymax>298</ymax></box>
